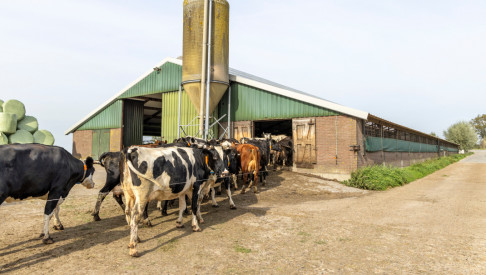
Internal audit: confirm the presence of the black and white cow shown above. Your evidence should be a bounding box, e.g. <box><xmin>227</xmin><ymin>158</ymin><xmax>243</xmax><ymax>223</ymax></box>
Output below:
<box><xmin>207</xmin><ymin>141</ymin><xmax>239</xmax><ymax>209</ymax></box>
<box><xmin>121</xmin><ymin>144</ymin><xmax>228</xmax><ymax>257</ymax></box>
<box><xmin>92</xmin><ymin>140</ymin><xmax>193</xmax><ymax>222</ymax></box>
<box><xmin>0</xmin><ymin>144</ymin><xmax>95</xmax><ymax>244</ymax></box>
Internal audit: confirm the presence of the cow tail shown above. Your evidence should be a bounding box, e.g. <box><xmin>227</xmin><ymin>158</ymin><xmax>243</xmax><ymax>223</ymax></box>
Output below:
<box><xmin>99</xmin><ymin>152</ymin><xmax>109</xmax><ymax>167</ymax></box>
<box><xmin>125</xmin><ymin>148</ymin><xmax>163</xmax><ymax>188</ymax></box>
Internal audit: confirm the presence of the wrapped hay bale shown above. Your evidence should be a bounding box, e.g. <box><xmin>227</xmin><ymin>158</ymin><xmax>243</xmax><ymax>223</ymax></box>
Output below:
<box><xmin>0</xmin><ymin>99</ymin><xmax>3</xmax><ymax>112</ymax></box>
<box><xmin>9</xmin><ymin>129</ymin><xmax>34</xmax><ymax>144</ymax></box>
<box><xmin>0</xmin><ymin>132</ymin><xmax>8</xmax><ymax>145</ymax></box>
<box><xmin>3</xmin><ymin>99</ymin><xmax>26</xmax><ymax>121</ymax></box>
<box><xmin>33</xmin><ymin>130</ymin><xmax>55</xmax><ymax>145</ymax></box>
<box><xmin>17</xmin><ymin>116</ymin><xmax>39</xmax><ymax>133</ymax></box>
<box><xmin>0</xmin><ymin>113</ymin><xmax>17</xmax><ymax>134</ymax></box>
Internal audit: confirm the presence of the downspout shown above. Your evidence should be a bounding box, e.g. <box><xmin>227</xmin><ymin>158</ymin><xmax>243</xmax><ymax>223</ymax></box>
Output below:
<box><xmin>228</xmin><ymin>85</ymin><xmax>231</xmax><ymax>139</ymax></box>
<box><xmin>199</xmin><ymin>0</ymin><xmax>209</xmax><ymax>137</ymax></box>
<box><xmin>204</xmin><ymin>0</ymin><xmax>213</xmax><ymax>140</ymax></box>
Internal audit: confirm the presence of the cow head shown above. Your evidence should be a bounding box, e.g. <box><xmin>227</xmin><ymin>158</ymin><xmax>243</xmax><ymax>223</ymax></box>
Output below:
<box><xmin>263</xmin><ymin>133</ymin><xmax>272</xmax><ymax>140</ymax></box>
<box><xmin>202</xmin><ymin>145</ymin><xmax>229</xmax><ymax>178</ymax></box>
<box><xmin>270</xmin><ymin>139</ymin><xmax>281</xmax><ymax>152</ymax></box>
<box><xmin>80</xmin><ymin>156</ymin><xmax>96</xmax><ymax>189</ymax></box>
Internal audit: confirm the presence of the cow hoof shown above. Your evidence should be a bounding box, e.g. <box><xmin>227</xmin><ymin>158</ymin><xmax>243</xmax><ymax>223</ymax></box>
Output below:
<box><xmin>92</xmin><ymin>214</ymin><xmax>101</xmax><ymax>221</ymax></box>
<box><xmin>136</xmin><ymin>236</ymin><xmax>141</xmax><ymax>243</ymax></box>
<box><xmin>183</xmin><ymin>209</ymin><xmax>191</xmax><ymax>215</ymax></box>
<box><xmin>176</xmin><ymin>222</ymin><xmax>184</xmax><ymax>228</ymax></box>
<box><xmin>212</xmin><ymin>204</ymin><xmax>219</xmax><ymax>208</ymax></box>
<box><xmin>39</xmin><ymin>233</ymin><xmax>45</xmax><ymax>238</ymax></box>
<box><xmin>53</xmin><ymin>224</ymin><xmax>64</xmax><ymax>231</ymax></box>
<box><xmin>198</xmin><ymin>219</ymin><xmax>205</xmax><ymax>224</ymax></box>
<box><xmin>42</xmin><ymin>237</ymin><xmax>54</xmax><ymax>244</ymax></box>
<box><xmin>192</xmin><ymin>226</ymin><xmax>202</xmax><ymax>232</ymax></box>
<box><xmin>161</xmin><ymin>210</ymin><xmax>168</xmax><ymax>216</ymax></box>
<box><xmin>143</xmin><ymin>220</ymin><xmax>152</xmax><ymax>228</ymax></box>
<box><xmin>129</xmin><ymin>249</ymin><xmax>139</xmax><ymax>257</ymax></box>
<box><xmin>230</xmin><ymin>205</ymin><xmax>237</xmax><ymax>210</ymax></box>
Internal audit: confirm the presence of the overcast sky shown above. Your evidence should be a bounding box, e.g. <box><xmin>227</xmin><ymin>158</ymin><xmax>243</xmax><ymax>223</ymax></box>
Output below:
<box><xmin>1</xmin><ymin>0</ymin><xmax>485</xmax><ymax>151</ymax></box>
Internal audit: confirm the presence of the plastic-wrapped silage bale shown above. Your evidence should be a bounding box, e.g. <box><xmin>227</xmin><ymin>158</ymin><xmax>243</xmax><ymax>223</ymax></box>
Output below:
<box><xmin>0</xmin><ymin>99</ymin><xmax>3</xmax><ymax>112</ymax></box>
<box><xmin>33</xmin><ymin>129</ymin><xmax>55</xmax><ymax>145</ymax></box>
<box><xmin>9</xmin><ymin>129</ymin><xmax>34</xmax><ymax>144</ymax></box>
<box><xmin>0</xmin><ymin>132</ymin><xmax>8</xmax><ymax>145</ymax></box>
<box><xmin>3</xmin><ymin>99</ymin><xmax>26</xmax><ymax>121</ymax></box>
<box><xmin>17</xmin><ymin>116</ymin><xmax>39</xmax><ymax>133</ymax></box>
<box><xmin>0</xmin><ymin>113</ymin><xmax>17</xmax><ymax>134</ymax></box>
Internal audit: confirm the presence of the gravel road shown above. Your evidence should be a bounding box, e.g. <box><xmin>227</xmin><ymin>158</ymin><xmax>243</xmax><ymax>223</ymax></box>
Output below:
<box><xmin>1</xmin><ymin>152</ymin><xmax>485</xmax><ymax>274</ymax></box>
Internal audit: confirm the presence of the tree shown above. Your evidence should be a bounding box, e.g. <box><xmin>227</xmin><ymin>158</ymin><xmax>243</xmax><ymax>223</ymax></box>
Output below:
<box><xmin>443</xmin><ymin>121</ymin><xmax>477</xmax><ymax>151</ymax></box>
<box><xmin>471</xmin><ymin>114</ymin><xmax>486</xmax><ymax>140</ymax></box>
<box><xmin>430</xmin><ymin>132</ymin><xmax>437</xmax><ymax>137</ymax></box>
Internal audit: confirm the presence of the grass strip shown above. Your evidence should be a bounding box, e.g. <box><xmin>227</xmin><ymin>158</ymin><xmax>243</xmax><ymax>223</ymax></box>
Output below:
<box><xmin>342</xmin><ymin>153</ymin><xmax>472</xmax><ymax>190</ymax></box>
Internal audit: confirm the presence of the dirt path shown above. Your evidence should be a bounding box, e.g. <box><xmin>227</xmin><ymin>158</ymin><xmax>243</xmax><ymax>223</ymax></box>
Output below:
<box><xmin>1</xmin><ymin>152</ymin><xmax>485</xmax><ymax>274</ymax></box>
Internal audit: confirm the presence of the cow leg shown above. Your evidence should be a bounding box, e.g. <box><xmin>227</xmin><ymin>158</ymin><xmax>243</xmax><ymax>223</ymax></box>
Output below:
<box><xmin>191</xmin><ymin>183</ymin><xmax>205</xmax><ymax>232</ymax></box>
<box><xmin>141</xmin><ymin>203</ymin><xmax>152</xmax><ymax>227</ymax></box>
<box><xmin>216</xmin><ymin>185</ymin><xmax>222</xmax><ymax>196</ymax></box>
<box><xmin>241</xmin><ymin>171</ymin><xmax>248</xmax><ymax>194</ymax></box>
<box><xmin>176</xmin><ymin>195</ymin><xmax>186</xmax><ymax>228</ymax></box>
<box><xmin>113</xmin><ymin>193</ymin><xmax>125</xmax><ymax>211</ymax></box>
<box><xmin>160</xmin><ymin>200</ymin><xmax>169</xmax><ymax>216</ymax></box>
<box><xmin>53</xmin><ymin>198</ymin><xmax>65</xmax><ymax>231</ymax></box>
<box><xmin>128</xmin><ymin>200</ymin><xmax>141</xmax><ymax>257</ymax></box>
<box><xmin>184</xmin><ymin>195</ymin><xmax>191</xmax><ymax>215</ymax></box>
<box><xmin>253</xmin><ymin>171</ymin><xmax>259</xmax><ymax>193</ymax></box>
<box><xmin>123</xmin><ymin>191</ymin><xmax>135</xmax><ymax>226</ymax></box>
<box><xmin>210</xmin><ymin>187</ymin><xmax>219</xmax><ymax>208</ymax></box>
<box><xmin>92</xmin><ymin>192</ymin><xmax>108</xmax><ymax>221</ymax></box>
<box><xmin>225</xmin><ymin>178</ymin><xmax>236</xmax><ymax>209</ymax></box>
<box><xmin>40</xmin><ymin>200</ymin><xmax>58</xmax><ymax>244</ymax></box>
<box><xmin>231</xmin><ymin>174</ymin><xmax>238</xmax><ymax>190</ymax></box>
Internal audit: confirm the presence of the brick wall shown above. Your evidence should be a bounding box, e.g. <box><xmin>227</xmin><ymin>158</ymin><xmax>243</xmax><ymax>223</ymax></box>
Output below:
<box><xmin>72</xmin><ymin>130</ymin><xmax>92</xmax><ymax>159</ymax></box>
<box><xmin>313</xmin><ymin>116</ymin><xmax>359</xmax><ymax>174</ymax></box>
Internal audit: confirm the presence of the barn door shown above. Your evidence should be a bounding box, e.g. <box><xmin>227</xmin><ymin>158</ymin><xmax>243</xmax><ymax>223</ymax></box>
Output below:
<box><xmin>92</xmin><ymin>129</ymin><xmax>111</xmax><ymax>160</ymax></box>
<box><xmin>293</xmin><ymin>118</ymin><xmax>316</xmax><ymax>167</ymax></box>
<box><xmin>233</xmin><ymin>121</ymin><xmax>252</xmax><ymax>141</ymax></box>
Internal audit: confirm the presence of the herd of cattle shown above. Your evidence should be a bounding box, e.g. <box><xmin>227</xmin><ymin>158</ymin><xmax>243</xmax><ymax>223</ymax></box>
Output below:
<box><xmin>0</xmin><ymin>134</ymin><xmax>293</xmax><ymax>257</ymax></box>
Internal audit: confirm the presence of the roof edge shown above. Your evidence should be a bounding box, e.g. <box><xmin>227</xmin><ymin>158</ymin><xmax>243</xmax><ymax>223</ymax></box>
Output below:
<box><xmin>65</xmin><ymin>57</ymin><xmax>182</xmax><ymax>135</ymax></box>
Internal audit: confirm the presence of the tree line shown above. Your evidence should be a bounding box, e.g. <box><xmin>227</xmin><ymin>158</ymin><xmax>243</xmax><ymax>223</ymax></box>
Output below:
<box><xmin>443</xmin><ymin>114</ymin><xmax>486</xmax><ymax>151</ymax></box>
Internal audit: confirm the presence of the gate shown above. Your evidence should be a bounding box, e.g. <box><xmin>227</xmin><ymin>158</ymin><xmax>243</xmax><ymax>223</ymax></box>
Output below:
<box><xmin>293</xmin><ymin>118</ymin><xmax>316</xmax><ymax>167</ymax></box>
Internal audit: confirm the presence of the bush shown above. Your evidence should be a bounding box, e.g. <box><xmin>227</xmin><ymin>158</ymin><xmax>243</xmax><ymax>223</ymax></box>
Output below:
<box><xmin>343</xmin><ymin>153</ymin><xmax>471</xmax><ymax>190</ymax></box>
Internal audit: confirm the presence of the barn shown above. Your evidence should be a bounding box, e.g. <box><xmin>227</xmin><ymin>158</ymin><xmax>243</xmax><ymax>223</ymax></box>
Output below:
<box><xmin>65</xmin><ymin>57</ymin><xmax>459</xmax><ymax>177</ymax></box>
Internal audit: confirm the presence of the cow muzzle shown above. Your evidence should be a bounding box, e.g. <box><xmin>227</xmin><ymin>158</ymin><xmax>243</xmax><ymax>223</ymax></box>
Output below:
<box><xmin>81</xmin><ymin>175</ymin><xmax>95</xmax><ymax>189</ymax></box>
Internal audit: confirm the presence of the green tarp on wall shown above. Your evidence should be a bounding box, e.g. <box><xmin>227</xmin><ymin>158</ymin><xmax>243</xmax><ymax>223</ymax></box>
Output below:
<box><xmin>365</xmin><ymin>136</ymin><xmax>458</xmax><ymax>153</ymax></box>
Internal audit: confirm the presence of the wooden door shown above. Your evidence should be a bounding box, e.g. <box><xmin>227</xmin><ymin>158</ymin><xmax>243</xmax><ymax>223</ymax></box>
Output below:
<box><xmin>233</xmin><ymin>121</ymin><xmax>252</xmax><ymax>141</ymax></box>
<box><xmin>91</xmin><ymin>130</ymin><xmax>100</xmax><ymax>160</ymax></box>
<box><xmin>293</xmin><ymin>118</ymin><xmax>316</xmax><ymax>166</ymax></box>
<box><xmin>91</xmin><ymin>129</ymin><xmax>111</xmax><ymax>160</ymax></box>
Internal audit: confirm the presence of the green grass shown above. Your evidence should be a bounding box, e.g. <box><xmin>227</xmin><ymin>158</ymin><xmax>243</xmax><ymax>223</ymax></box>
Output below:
<box><xmin>234</xmin><ymin>243</ymin><xmax>252</xmax><ymax>254</ymax></box>
<box><xmin>342</xmin><ymin>153</ymin><xmax>471</xmax><ymax>191</ymax></box>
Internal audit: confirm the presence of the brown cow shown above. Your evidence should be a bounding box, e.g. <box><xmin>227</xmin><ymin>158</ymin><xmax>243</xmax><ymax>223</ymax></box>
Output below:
<box><xmin>236</xmin><ymin>144</ymin><xmax>261</xmax><ymax>194</ymax></box>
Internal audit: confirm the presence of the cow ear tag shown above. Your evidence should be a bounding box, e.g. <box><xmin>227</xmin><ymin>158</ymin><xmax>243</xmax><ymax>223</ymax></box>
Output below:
<box><xmin>84</xmin><ymin>164</ymin><xmax>87</xmax><ymax>170</ymax></box>
<box><xmin>270</xmin><ymin>145</ymin><xmax>272</xmax><ymax>150</ymax></box>
<box><xmin>205</xmin><ymin>155</ymin><xmax>208</xmax><ymax>165</ymax></box>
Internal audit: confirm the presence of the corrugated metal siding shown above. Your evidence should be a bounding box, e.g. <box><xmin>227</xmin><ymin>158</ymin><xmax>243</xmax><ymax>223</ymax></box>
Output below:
<box><xmin>162</xmin><ymin>91</ymin><xmax>218</xmax><ymax>142</ymax></box>
<box><xmin>123</xmin><ymin>100</ymin><xmax>144</xmax><ymax>147</ymax></box>
<box><xmin>118</xmin><ymin>62</ymin><xmax>182</xmax><ymax>99</ymax></box>
<box><xmin>78</xmin><ymin>100</ymin><xmax>122</xmax><ymax>130</ymax></box>
<box><xmin>218</xmin><ymin>83</ymin><xmax>340</xmax><ymax>122</ymax></box>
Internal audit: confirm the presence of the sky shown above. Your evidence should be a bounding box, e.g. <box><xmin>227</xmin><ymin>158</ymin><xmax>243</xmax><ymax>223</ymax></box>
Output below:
<box><xmin>1</xmin><ymin>0</ymin><xmax>485</xmax><ymax>151</ymax></box>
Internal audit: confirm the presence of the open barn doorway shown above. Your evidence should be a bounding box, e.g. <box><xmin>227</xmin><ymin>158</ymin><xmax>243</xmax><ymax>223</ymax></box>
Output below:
<box><xmin>253</xmin><ymin>119</ymin><xmax>292</xmax><ymax>138</ymax></box>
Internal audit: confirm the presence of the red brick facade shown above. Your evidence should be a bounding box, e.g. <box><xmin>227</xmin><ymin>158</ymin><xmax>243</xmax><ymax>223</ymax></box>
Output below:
<box><xmin>72</xmin><ymin>130</ymin><xmax>92</xmax><ymax>159</ymax></box>
<box><xmin>313</xmin><ymin>116</ymin><xmax>359</xmax><ymax>174</ymax></box>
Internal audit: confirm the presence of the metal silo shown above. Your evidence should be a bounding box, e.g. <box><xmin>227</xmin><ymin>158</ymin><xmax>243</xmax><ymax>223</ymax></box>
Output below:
<box><xmin>182</xmin><ymin>0</ymin><xmax>230</xmax><ymax>137</ymax></box>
